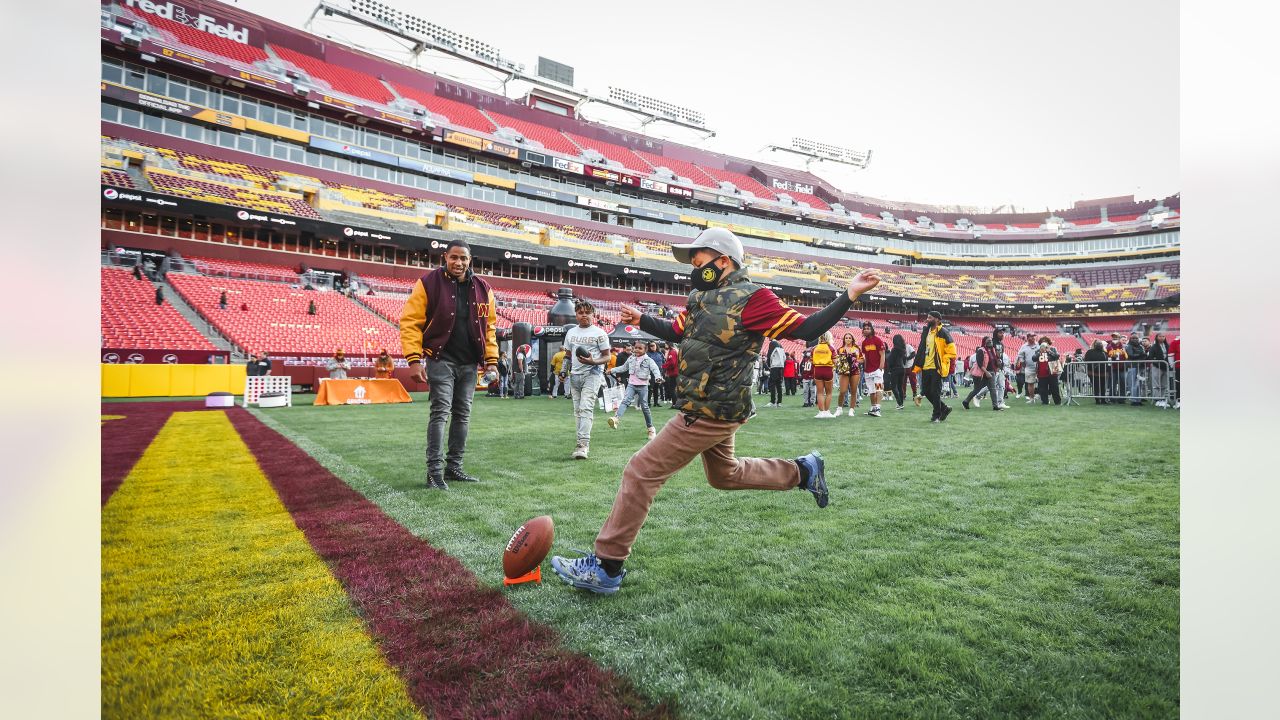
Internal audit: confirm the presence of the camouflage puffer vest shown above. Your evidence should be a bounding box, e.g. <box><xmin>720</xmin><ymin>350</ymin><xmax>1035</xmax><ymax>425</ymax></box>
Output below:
<box><xmin>676</xmin><ymin>268</ymin><xmax>763</xmax><ymax>422</ymax></box>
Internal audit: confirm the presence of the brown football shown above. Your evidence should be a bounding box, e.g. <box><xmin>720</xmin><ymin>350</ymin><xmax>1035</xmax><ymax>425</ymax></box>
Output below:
<box><xmin>503</xmin><ymin>515</ymin><xmax>554</xmax><ymax>579</ymax></box>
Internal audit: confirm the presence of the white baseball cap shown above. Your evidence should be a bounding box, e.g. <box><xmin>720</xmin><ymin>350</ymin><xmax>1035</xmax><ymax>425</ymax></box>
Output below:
<box><xmin>671</xmin><ymin>227</ymin><xmax>745</xmax><ymax>267</ymax></box>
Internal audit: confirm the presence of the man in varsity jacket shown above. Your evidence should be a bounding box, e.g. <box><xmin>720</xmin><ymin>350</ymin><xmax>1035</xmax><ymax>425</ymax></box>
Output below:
<box><xmin>550</xmin><ymin>227</ymin><xmax>881</xmax><ymax>594</ymax></box>
<box><xmin>399</xmin><ymin>239</ymin><xmax>498</xmax><ymax>490</ymax></box>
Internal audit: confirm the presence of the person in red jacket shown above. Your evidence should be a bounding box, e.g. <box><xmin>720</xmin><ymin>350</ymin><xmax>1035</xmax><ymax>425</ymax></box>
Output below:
<box><xmin>783</xmin><ymin>352</ymin><xmax>798</xmax><ymax>396</ymax></box>
<box><xmin>662</xmin><ymin>345</ymin><xmax>679</xmax><ymax>408</ymax></box>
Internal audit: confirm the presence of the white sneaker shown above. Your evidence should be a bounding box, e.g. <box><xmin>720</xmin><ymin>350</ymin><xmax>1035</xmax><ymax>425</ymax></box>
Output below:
<box><xmin>814</xmin><ymin>410</ymin><xmax>830</xmax><ymax>418</ymax></box>
<box><xmin>647</xmin><ymin>427</ymin><xmax>657</xmax><ymax>441</ymax></box>
<box><xmin>848</xmin><ymin>406</ymin><xmax>856</xmax><ymax>417</ymax></box>
<box><xmin>572</xmin><ymin>444</ymin><xmax>589</xmax><ymax>460</ymax></box>
<box><xmin>998</xmin><ymin>404</ymin><xmax>1009</xmax><ymax>410</ymax></box>
<box><xmin>1173</xmin><ymin>401</ymin><xmax>1180</xmax><ymax>409</ymax></box>
<box><xmin>1026</xmin><ymin>397</ymin><xmax>1033</xmax><ymax>404</ymax></box>
<box><xmin>608</xmin><ymin>416</ymin><xmax>619</xmax><ymax>429</ymax></box>
<box><xmin>973</xmin><ymin>398</ymin><xmax>981</xmax><ymax>408</ymax></box>
<box><xmin>832</xmin><ymin>406</ymin><xmax>843</xmax><ymax>417</ymax></box>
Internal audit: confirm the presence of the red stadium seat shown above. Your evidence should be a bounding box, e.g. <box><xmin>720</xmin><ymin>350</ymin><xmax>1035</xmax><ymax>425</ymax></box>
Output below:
<box><xmin>101</xmin><ymin>267</ymin><xmax>218</xmax><ymax>351</ymax></box>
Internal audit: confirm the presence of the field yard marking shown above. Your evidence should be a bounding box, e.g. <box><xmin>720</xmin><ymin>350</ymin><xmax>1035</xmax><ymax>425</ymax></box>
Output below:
<box><xmin>231</xmin><ymin>407</ymin><xmax>672</xmax><ymax>719</ymax></box>
<box><xmin>248</xmin><ymin>408</ymin><xmax>514</xmax><ymax>569</ymax></box>
<box><xmin>101</xmin><ymin>402</ymin><xmax>184</xmax><ymax>506</ymax></box>
<box><xmin>102</xmin><ymin>410</ymin><xmax>423</xmax><ymax>719</ymax></box>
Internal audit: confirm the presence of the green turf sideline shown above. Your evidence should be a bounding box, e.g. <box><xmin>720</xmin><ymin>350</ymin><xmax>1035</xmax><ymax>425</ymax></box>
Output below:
<box><xmin>255</xmin><ymin>394</ymin><xmax>1179</xmax><ymax>719</ymax></box>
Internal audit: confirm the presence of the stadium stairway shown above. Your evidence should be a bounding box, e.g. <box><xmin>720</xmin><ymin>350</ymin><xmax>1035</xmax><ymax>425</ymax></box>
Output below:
<box><xmin>123</xmin><ymin>164</ymin><xmax>150</xmax><ymax>190</ymax></box>
<box><xmin>156</xmin><ymin>273</ymin><xmax>244</xmax><ymax>360</ymax></box>
<box><xmin>349</xmin><ymin>292</ymin><xmax>400</xmax><ymax>331</ymax></box>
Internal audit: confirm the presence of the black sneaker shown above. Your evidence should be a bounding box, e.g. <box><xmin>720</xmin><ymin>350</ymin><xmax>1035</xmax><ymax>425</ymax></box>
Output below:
<box><xmin>961</xmin><ymin>400</ymin><xmax>970</xmax><ymax>410</ymax></box>
<box><xmin>938</xmin><ymin>404</ymin><xmax>953</xmax><ymax>422</ymax></box>
<box><xmin>427</xmin><ymin>475</ymin><xmax>449</xmax><ymax>490</ymax></box>
<box><xmin>445</xmin><ymin>467</ymin><xmax>480</xmax><ymax>483</ymax></box>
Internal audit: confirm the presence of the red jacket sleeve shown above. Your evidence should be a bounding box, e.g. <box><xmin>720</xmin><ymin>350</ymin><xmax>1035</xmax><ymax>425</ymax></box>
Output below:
<box><xmin>740</xmin><ymin>288</ymin><xmax>803</xmax><ymax>339</ymax></box>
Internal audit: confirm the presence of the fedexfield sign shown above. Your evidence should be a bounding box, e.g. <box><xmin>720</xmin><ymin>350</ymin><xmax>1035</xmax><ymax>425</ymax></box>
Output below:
<box><xmin>123</xmin><ymin>0</ymin><xmax>251</xmax><ymax>44</ymax></box>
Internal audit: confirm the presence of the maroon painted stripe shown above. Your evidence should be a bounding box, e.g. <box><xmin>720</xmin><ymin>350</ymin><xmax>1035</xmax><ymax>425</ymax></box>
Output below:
<box><xmin>101</xmin><ymin>401</ymin><xmax>208</xmax><ymax>505</ymax></box>
<box><xmin>224</xmin><ymin>408</ymin><xmax>672</xmax><ymax>720</ymax></box>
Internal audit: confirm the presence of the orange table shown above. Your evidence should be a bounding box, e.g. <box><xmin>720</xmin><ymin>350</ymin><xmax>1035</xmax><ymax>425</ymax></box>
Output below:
<box><xmin>314</xmin><ymin>378</ymin><xmax>413</xmax><ymax>406</ymax></box>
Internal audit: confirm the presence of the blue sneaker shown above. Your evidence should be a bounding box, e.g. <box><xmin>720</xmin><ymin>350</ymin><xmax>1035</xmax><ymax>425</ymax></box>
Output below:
<box><xmin>796</xmin><ymin>451</ymin><xmax>828</xmax><ymax>508</ymax></box>
<box><xmin>550</xmin><ymin>553</ymin><xmax>625</xmax><ymax>595</ymax></box>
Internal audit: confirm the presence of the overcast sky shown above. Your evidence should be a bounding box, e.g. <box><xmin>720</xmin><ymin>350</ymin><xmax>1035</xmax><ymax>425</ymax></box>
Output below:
<box><xmin>227</xmin><ymin>0</ymin><xmax>1178</xmax><ymax>212</ymax></box>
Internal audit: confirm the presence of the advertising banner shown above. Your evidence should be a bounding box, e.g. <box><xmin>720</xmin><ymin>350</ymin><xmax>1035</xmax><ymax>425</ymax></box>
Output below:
<box><xmin>101</xmin><ymin>185</ymin><xmax>424</xmax><ymax>247</ymax></box>
<box><xmin>552</xmin><ymin>157</ymin><xmax>585</xmax><ymax>174</ymax></box>
<box><xmin>102</xmin><ymin>81</ymin><xmax>246</xmax><ymax>129</ymax></box>
<box><xmin>514</xmin><ymin>183</ymin><xmax>577</xmax><ymax>204</ymax></box>
<box><xmin>628</xmin><ymin>207</ymin><xmax>679</xmax><ymax>223</ymax></box>
<box><xmin>482</xmin><ymin>139</ymin><xmax>520</xmax><ymax>160</ymax></box>
<box><xmin>397</xmin><ymin>156</ymin><xmax>475</xmax><ymax>183</ymax></box>
<box><xmin>308</xmin><ymin>136</ymin><xmax>399</xmax><ymax>167</ymax></box>
<box><xmin>121</xmin><ymin>0</ymin><xmax>258</xmax><ymax>46</ymax></box>
<box><xmin>443</xmin><ymin>129</ymin><xmax>484</xmax><ymax>152</ymax></box>
<box><xmin>578</xmin><ymin>195</ymin><xmax>624</xmax><ymax>213</ymax></box>
<box><xmin>585</xmin><ymin>165</ymin><xmax>621</xmax><ymax>183</ymax></box>
<box><xmin>102</xmin><ymin>348</ymin><xmax>230</xmax><ymax>364</ymax></box>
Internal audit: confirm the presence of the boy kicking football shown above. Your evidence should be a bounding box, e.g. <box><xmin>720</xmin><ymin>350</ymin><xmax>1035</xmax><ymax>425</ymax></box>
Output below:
<box><xmin>551</xmin><ymin>228</ymin><xmax>880</xmax><ymax>594</ymax></box>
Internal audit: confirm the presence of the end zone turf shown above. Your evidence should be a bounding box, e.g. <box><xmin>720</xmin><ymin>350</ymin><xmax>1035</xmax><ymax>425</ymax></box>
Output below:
<box><xmin>102</xmin><ymin>403</ymin><xmax>671</xmax><ymax>719</ymax></box>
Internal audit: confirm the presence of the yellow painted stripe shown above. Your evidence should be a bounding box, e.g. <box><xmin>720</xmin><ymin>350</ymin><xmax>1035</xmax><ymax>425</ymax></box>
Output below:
<box><xmin>102</xmin><ymin>412</ymin><xmax>421</xmax><ymax>719</ymax></box>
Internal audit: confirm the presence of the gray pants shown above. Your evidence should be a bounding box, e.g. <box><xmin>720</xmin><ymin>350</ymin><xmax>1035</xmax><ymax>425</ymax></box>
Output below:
<box><xmin>570</xmin><ymin>373</ymin><xmax>605</xmax><ymax>444</ymax></box>
<box><xmin>1151</xmin><ymin>366</ymin><xmax>1167</xmax><ymax>403</ymax></box>
<box><xmin>425</xmin><ymin>358</ymin><xmax>477</xmax><ymax>477</ymax></box>
<box><xmin>512</xmin><ymin>370</ymin><xmax>527</xmax><ymax>399</ymax></box>
<box><xmin>615</xmin><ymin>383</ymin><xmax>653</xmax><ymax>428</ymax></box>
<box><xmin>975</xmin><ymin>370</ymin><xmax>1007</xmax><ymax>406</ymax></box>
<box><xmin>802</xmin><ymin>378</ymin><xmax>815</xmax><ymax>405</ymax></box>
<box><xmin>1127</xmin><ymin>367</ymin><xmax>1142</xmax><ymax>403</ymax></box>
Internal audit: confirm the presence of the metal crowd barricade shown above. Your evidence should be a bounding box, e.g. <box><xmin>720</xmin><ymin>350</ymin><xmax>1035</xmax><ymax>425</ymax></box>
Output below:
<box><xmin>1061</xmin><ymin>360</ymin><xmax>1174</xmax><ymax>407</ymax></box>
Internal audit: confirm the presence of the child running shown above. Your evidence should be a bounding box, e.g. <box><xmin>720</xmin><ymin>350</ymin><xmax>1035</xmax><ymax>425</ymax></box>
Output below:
<box><xmin>608</xmin><ymin>339</ymin><xmax>664</xmax><ymax>441</ymax></box>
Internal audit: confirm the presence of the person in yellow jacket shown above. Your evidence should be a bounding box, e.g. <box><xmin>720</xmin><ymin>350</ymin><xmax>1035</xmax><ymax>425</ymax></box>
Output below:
<box><xmin>811</xmin><ymin>331</ymin><xmax>836</xmax><ymax>418</ymax></box>
<box><xmin>911</xmin><ymin>310</ymin><xmax>958</xmax><ymax>423</ymax></box>
<box><xmin>549</xmin><ymin>346</ymin><xmax>568</xmax><ymax>399</ymax></box>
<box><xmin>399</xmin><ymin>239</ymin><xmax>498</xmax><ymax>490</ymax></box>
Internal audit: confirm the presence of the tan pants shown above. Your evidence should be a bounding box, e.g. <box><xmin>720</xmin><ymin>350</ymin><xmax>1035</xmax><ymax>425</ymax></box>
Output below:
<box><xmin>595</xmin><ymin>413</ymin><xmax>801</xmax><ymax>561</ymax></box>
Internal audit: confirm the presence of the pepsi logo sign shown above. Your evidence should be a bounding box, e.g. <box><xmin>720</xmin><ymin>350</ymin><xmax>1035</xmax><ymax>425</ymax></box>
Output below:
<box><xmin>236</xmin><ymin>210</ymin><xmax>249</xmax><ymax>220</ymax></box>
<box><xmin>103</xmin><ymin>352</ymin><xmax>120</xmax><ymax>363</ymax></box>
<box><xmin>127</xmin><ymin>353</ymin><xmax>146</xmax><ymax>364</ymax></box>
<box><xmin>343</xmin><ymin>227</ymin><xmax>354</xmax><ymax>236</ymax></box>
<box><xmin>103</xmin><ymin>188</ymin><xmax>118</xmax><ymax>200</ymax></box>
<box><xmin>162</xmin><ymin>354</ymin><xmax>179</xmax><ymax>364</ymax></box>
<box><xmin>503</xmin><ymin>251</ymin><xmax>512</xmax><ymax>259</ymax></box>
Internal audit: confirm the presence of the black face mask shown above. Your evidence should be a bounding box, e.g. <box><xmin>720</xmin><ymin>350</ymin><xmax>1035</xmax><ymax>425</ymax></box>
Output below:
<box><xmin>692</xmin><ymin>260</ymin><xmax>727</xmax><ymax>291</ymax></box>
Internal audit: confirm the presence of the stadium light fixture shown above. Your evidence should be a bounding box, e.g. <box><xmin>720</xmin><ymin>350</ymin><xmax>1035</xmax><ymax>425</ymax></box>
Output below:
<box><xmin>764</xmin><ymin>137</ymin><xmax>872</xmax><ymax>170</ymax></box>
<box><xmin>607</xmin><ymin>87</ymin><xmax>705</xmax><ymax>127</ymax></box>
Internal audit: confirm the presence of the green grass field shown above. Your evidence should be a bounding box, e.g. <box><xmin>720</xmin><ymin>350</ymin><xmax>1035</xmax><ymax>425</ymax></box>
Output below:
<box><xmin>251</xmin><ymin>390</ymin><xmax>1179</xmax><ymax>719</ymax></box>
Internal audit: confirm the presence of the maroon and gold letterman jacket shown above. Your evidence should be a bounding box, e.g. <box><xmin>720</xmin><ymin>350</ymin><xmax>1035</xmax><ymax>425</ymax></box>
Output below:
<box><xmin>398</xmin><ymin>267</ymin><xmax>498</xmax><ymax>366</ymax></box>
